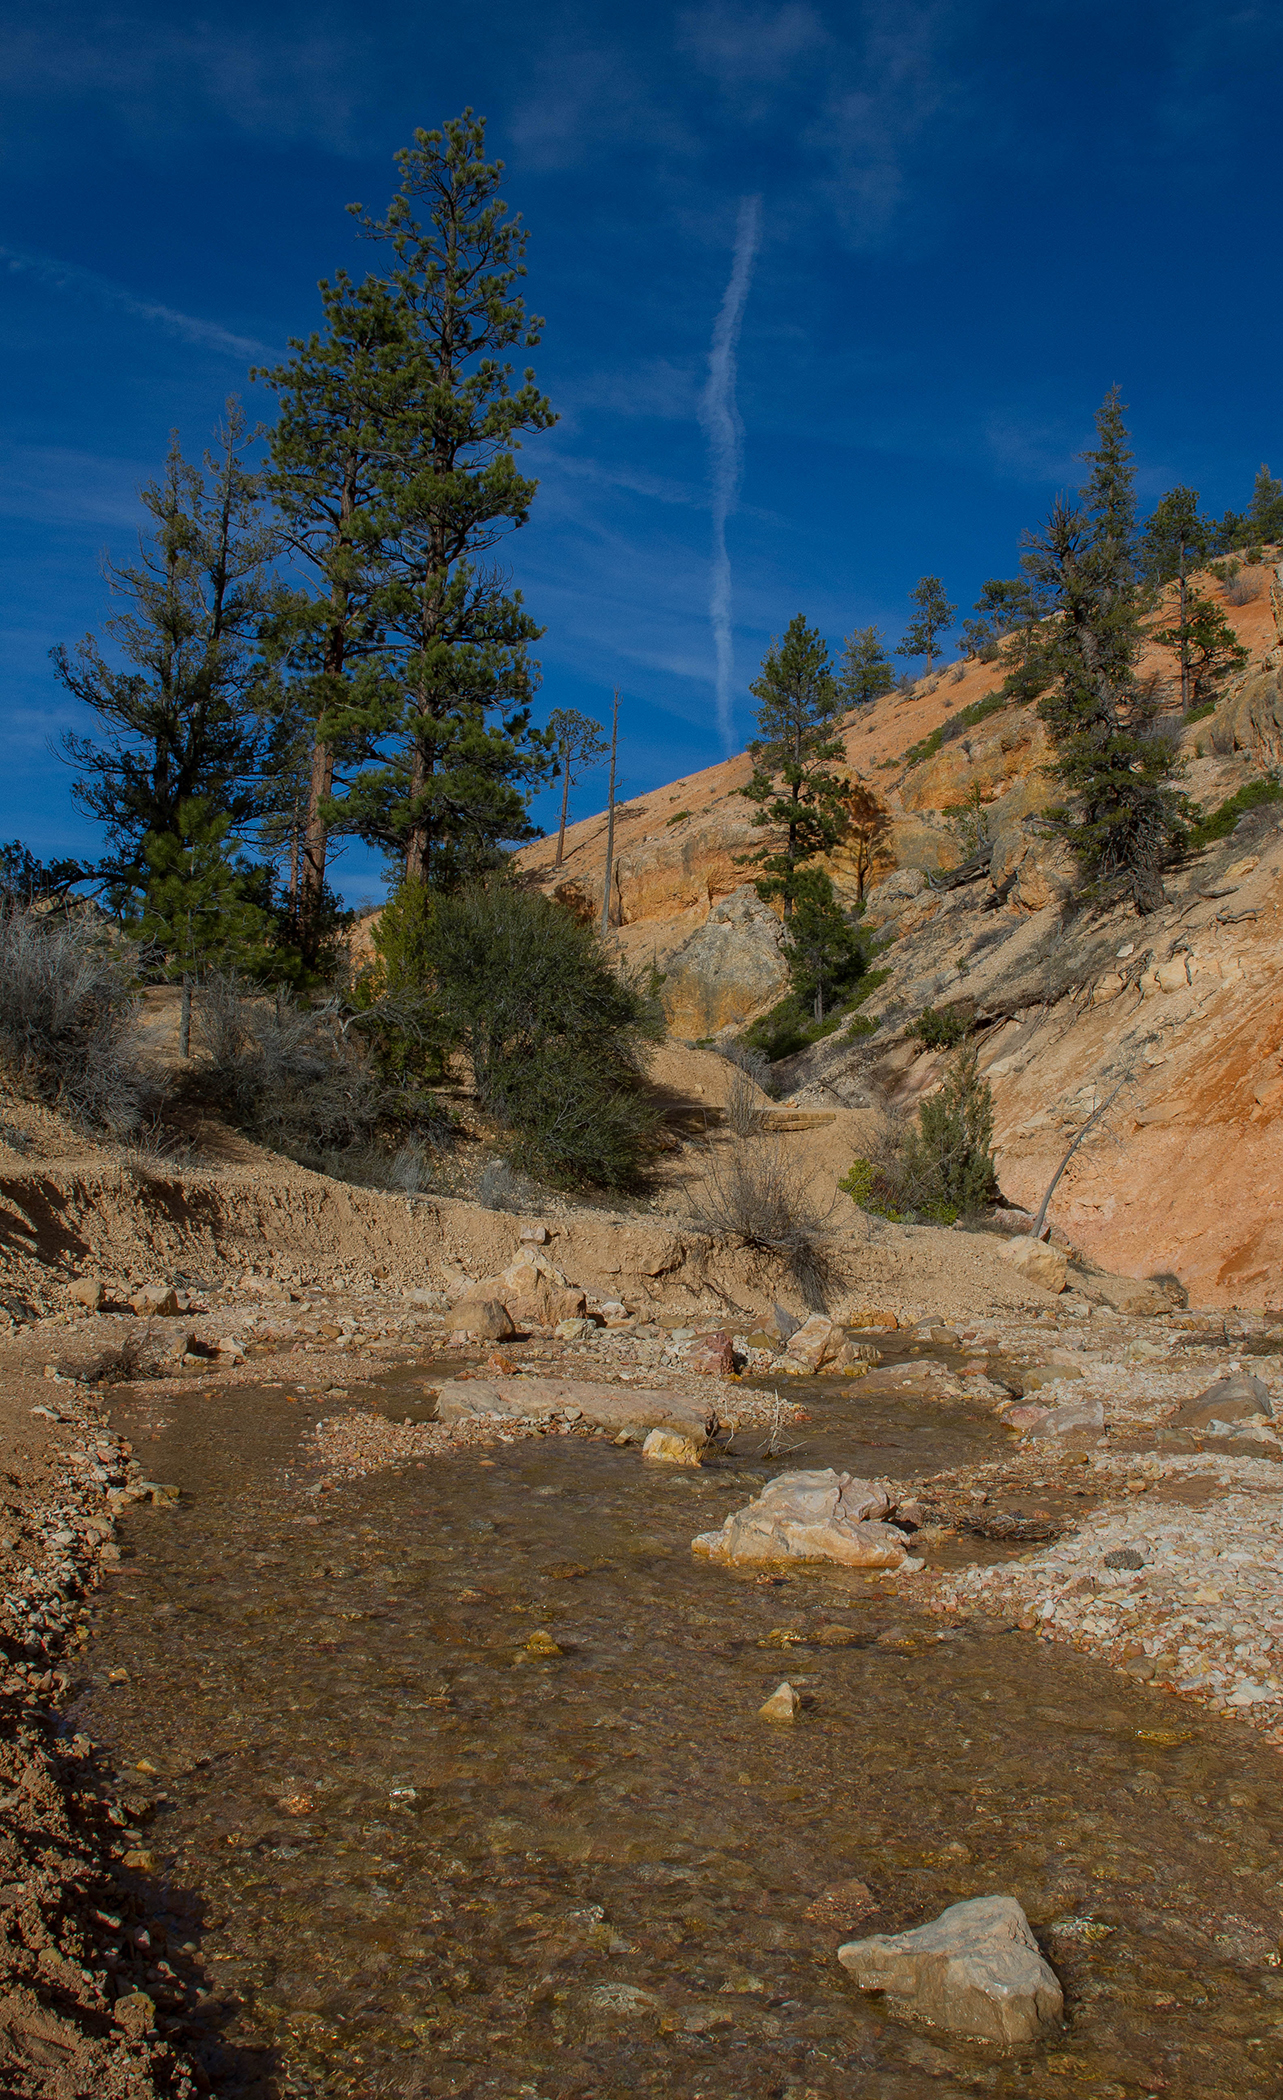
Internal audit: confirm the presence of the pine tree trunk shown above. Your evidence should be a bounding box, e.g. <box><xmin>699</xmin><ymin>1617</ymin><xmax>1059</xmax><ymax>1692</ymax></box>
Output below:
<box><xmin>299</xmin><ymin>735</ymin><xmax>334</xmax><ymax>949</ymax></box>
<box><xmin>404</xmin><ymin>730</ymin><xmax>430</xmax><ymax>886</ymax></box>
<box><xmin>179</xmin><ymin>975</ymin><xmax>192</xmax><ymax>1059</ymax></box>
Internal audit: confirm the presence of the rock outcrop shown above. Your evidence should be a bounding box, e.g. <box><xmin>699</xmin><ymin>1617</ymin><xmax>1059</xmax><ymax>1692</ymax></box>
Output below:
<box><xmin>659</xmin><ymin>885</ymin><xmax>789</xmax><ymax>1038</ymax></box>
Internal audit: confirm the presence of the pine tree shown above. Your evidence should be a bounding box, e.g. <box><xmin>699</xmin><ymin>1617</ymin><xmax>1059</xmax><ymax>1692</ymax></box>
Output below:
<box><xmin>134</xmin><ymin>799</ymin><xmax>278</xmax><ymax>1052</ymax></box>
<box><xmin>55</xmin><ymin>405</ymin><xmax>275</xmax><ymax>901</ymax></box>
<box><xmin>1153</xmin><ymin>585</ymin><xmax>1248</xmax><ymax>715</ymax></box>
<box><xmin>1248</xmin><ymin>464</ymin><xmax>1283</xmax><ymax>548</ymax></box>
<box><xmin>900</xmin><ymin>1039</ymin><xmax>996</xmax><ymax>1220</ymax></box>
<box><xmin>1139</xmin><ymin>487</ymin><xmax>1207</xmax><ymax>711</ymax></box>
<box><xmin>961</xmin><ymin>578</ymin><xmax>1048</xmax><ymax>662</ymax></box>
<box><xmin>324</xmin><ymin>113</ymin><xmax>558</xmax><ymax>888</ymax></box>
<box><xmin>255</xmin><ymin>272</ymin><xmax>409</xmax><ymax>956</ymax></box>
<box><xmin>779</xmin><ymin>866</ymin><xmax>865</xmax><ymax>1022</ymax></box>
<box><xmin>547</xmin><ymin>708</ymin><xmax>608</xmax><ymax>866</ymax></box>
<box><xmin>1022</xmin><ymin>388</ymin><xmax>1190</xmax><ymax>912</ymax></box>
<box><xmin>740</xmin><ymin>616</ymin><xmax>849</xmax><ymax>916</ymax></box>
<box><xmin>1139</xmin><ymin>487</ymin><xmax>1208</xmax><ymax>592</ymax></box>
<box><xmin>837</xmin><ymin>625</ymin><xmax>894</xmax><ymax>708</ymax></box>
<box><xmin>896</xmin><ymin>576</ymin><xmax>956</xmax><ymax>675</ymax></box>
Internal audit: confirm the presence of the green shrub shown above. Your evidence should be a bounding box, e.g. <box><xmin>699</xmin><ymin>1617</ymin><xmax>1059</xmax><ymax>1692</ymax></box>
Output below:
<box><xmin>899</xmin><ymin>688</ymin><xmax>1015</xmax><ymax>772</ymax></box>
<box><xmin>741</xmin><ymin>966</ymin><xmax>890</xmax><ymax>1065</ymax></box>
<box><xmin>666</xmin><ymin>809</ymin><xmax>691</xmax><ymax>827</ymax></box>
<box><xmin>1183</xmin><ymin>699</ymin><xmax>1218</xmax><ymax>725</ymax></box>
<box><xmin>1188</xmin><ymin>774</ymin><xmax>1281</xmax><ymax>847</ymax></box>
<box><xmin>413</xmin><ymin>880</ymin><xmax>663</xmax><ymax>1189</ymax></box>
<box><xmin>901</xmin><ymin>1039</ymin><xmax>996</xmax><ymax>1218</ymax></box>
<box><xmin>840</xmin><ymin>1040</ymin><xmax>996</xmax><ymax>1224</ymax></box>
<box><xmin>913</xmin><ymin>1005</ymin><xmax>970</xmax><ymax>1050</ymax></box>
<box><xmin>845</xmin><ymin>1014</ymin><xmax>878</xmax><ymax>1041</ymax></box>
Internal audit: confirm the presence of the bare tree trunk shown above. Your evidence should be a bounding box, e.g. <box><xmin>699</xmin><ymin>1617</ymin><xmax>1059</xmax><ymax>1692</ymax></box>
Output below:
<box><xmin>554</xmin><ymin>749</ymin><xmax>572</xmax><ymax>868</ymax></box>
<box><xmin>600</xmin><ymin>690</ymin><xmax>619</xmax><ymax>939</ymax></box>
<box><xmin>1030</xmin><ymin>1074</ymin><xmax>1130</xmax><ymax>1239</ymax></box>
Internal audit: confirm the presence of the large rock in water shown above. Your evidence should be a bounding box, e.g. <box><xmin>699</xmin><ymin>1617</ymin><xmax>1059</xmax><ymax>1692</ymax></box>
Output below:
<box><xmin>838</xmin><ymin>1896</ymin><xmax>1062</xmax><ymax>2044</ymax></box>
<box><xmin>660</xmin><ymin>885</ymin><xmax>789</xmax><ymax>1038</ymax></box>
<box><xmin>691</xmin><ymin>1468</ymin><xmax>913</xmax><ymax>1568</ymax></box>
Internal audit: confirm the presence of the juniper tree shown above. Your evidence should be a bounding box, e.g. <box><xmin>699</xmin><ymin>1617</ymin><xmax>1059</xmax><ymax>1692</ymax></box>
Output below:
<box><xmin>837</xmin><ymin>625</ymin><xmax>894</xmax><ymax>708</ymax></box>
<box><xmin>896</xmin><ymin>575</ymin><xmax>956</xmax><ymax>676</ymax></box>
<box><xmin>740</xmin><ymin>616</ymin><xmax>849</xmax><ymax>917</ymax></box>
<box><xmin>324</xmin><ymin>113</ymin><xmax>558</xmax><ymax>888</ymax></box>
<box><xmin>1021</xmin><ymin>388</ymin><xmax>1190</xmax><ymax>912</ymax></box>
<box><xmin>56</xmin><ymin>405</ymin><xmax>276</xmax><ymax>902</ymax></box>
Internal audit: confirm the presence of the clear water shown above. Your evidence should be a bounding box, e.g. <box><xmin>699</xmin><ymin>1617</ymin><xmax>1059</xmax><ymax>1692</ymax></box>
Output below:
<box><xmin>72</xmin><ymin>1372</ymin><xmax>1283</xmax><ymax>2098</ymax></box>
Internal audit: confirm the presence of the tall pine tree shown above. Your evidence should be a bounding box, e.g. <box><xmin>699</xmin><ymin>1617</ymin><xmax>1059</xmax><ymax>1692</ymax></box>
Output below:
<box><xmin>325</xmin><ymin>113</ymin><xmax>558</xmax><ymax>887</ymax></box>
<box><xmin>255</xmin><ymin>273</ymin><xmax>408</xmax><ymax>955</ymax></box>
<box><xmin>740</xmin><ymin>616</ymin><xmax>849</xmax><ymax>917</ymax></box>
<box><xmin>1022</xmin><ymin>389</ymin><xmax>1189</xmax><ymax>912</ymax></box>
<box><xmin>896</xmin><ymin>576</ymin><xmax>956</xmax><ymax>675</ymax></box>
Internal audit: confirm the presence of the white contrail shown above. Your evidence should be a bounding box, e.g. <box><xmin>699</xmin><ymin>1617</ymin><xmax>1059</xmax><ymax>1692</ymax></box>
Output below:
<box><xmin>699</xmin><ymin>194</ymin><xmax>761</xmax><ymax>753</ymax></box>
<box><xmin>0</xmin><ymin>245</ymin><xmax>269</xmax><ymax>359</ymax></box>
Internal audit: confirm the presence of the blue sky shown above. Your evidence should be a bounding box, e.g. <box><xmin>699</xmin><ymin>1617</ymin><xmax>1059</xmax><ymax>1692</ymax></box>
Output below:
<box><xmin>3</xmin><ymin>0</ymin><xmax>1282</xmax><ymax>905</ymax></box>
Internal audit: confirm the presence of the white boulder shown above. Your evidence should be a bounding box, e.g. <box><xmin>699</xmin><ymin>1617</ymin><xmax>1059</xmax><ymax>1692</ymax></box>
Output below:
<box><xmin>838</xmin><ymin>1895</ymin><xmax>1062</xmax><ymax>2044</ymax></box>
<box><xmin>692</xmin><ymin>1468</ymin><xmax>914</xmax><ymax>1569</ymax></box>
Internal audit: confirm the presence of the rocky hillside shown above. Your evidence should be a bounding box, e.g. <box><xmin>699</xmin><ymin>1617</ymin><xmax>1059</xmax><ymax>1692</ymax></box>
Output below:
<box><xmin>519</xmin><ymin>564</ymin><xmax>1283</xmax><ymax>1306</ymax></box>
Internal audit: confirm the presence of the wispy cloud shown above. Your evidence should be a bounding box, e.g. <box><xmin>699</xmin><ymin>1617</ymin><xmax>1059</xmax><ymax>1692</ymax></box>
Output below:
<box><xmin>698</xmin><ymin>195</ymin><xmax>762</xmax><ymax>752</ymax></box>
<box><xmin>0</xmin><ymin>15</ymin><xmax>375</xmax><ymax>155</ymax></box>
<box><xmin>0</xmin><ymin>245</ymin><xmax>269</xmax><ymax>360</ymax></box>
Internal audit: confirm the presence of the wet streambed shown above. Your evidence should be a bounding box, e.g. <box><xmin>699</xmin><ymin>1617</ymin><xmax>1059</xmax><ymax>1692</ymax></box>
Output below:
<box><xmin>70</xmin><ymin>1372</ymin><xmax>1283</xmax><ymax>2098</ymax></box>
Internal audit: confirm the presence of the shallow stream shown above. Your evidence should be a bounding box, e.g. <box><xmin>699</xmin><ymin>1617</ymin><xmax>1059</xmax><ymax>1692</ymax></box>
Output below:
<box><xmin>71</xmin><ymin>1370</ymin><xmax>1283</xmax><ymax>2099</ymax></box>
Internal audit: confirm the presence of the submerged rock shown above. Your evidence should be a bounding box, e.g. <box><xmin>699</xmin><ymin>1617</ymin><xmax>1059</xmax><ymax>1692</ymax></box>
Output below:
<box><xmin>838</xmin><ymin>1895</ymin><xmax>1062</xmax><ymax>2044</ymax></box>
<box><xmin>436</xmin><ymin>1375</ymin><xmax>712</xmax><ymax>1439</ymax></box>
<box><xmin>641</xmin><ymin>1426</ymin><xmax>708</xmax><ymax>1466</ymax></box>
<box><xmin>692</xmin><ymin>1468</ymin><xmax>916</xmax><ymax>1569</ymax></box>
<box><xmin>1024</xmin><ymin>1396</ymin><xmax>1105</xmax><ymax>1441</ymax></box>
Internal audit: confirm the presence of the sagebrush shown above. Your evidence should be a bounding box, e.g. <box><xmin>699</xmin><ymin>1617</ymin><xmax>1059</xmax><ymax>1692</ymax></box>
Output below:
<box><xmin>0</xmin><ymin>907</ymin><xmax>151</xmax><ymax>1133</ymax></box>
<box><xmin>691</xmin><ymin>1133</ymin><xmax>838</xmax><ymax>1308</ymax></box>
